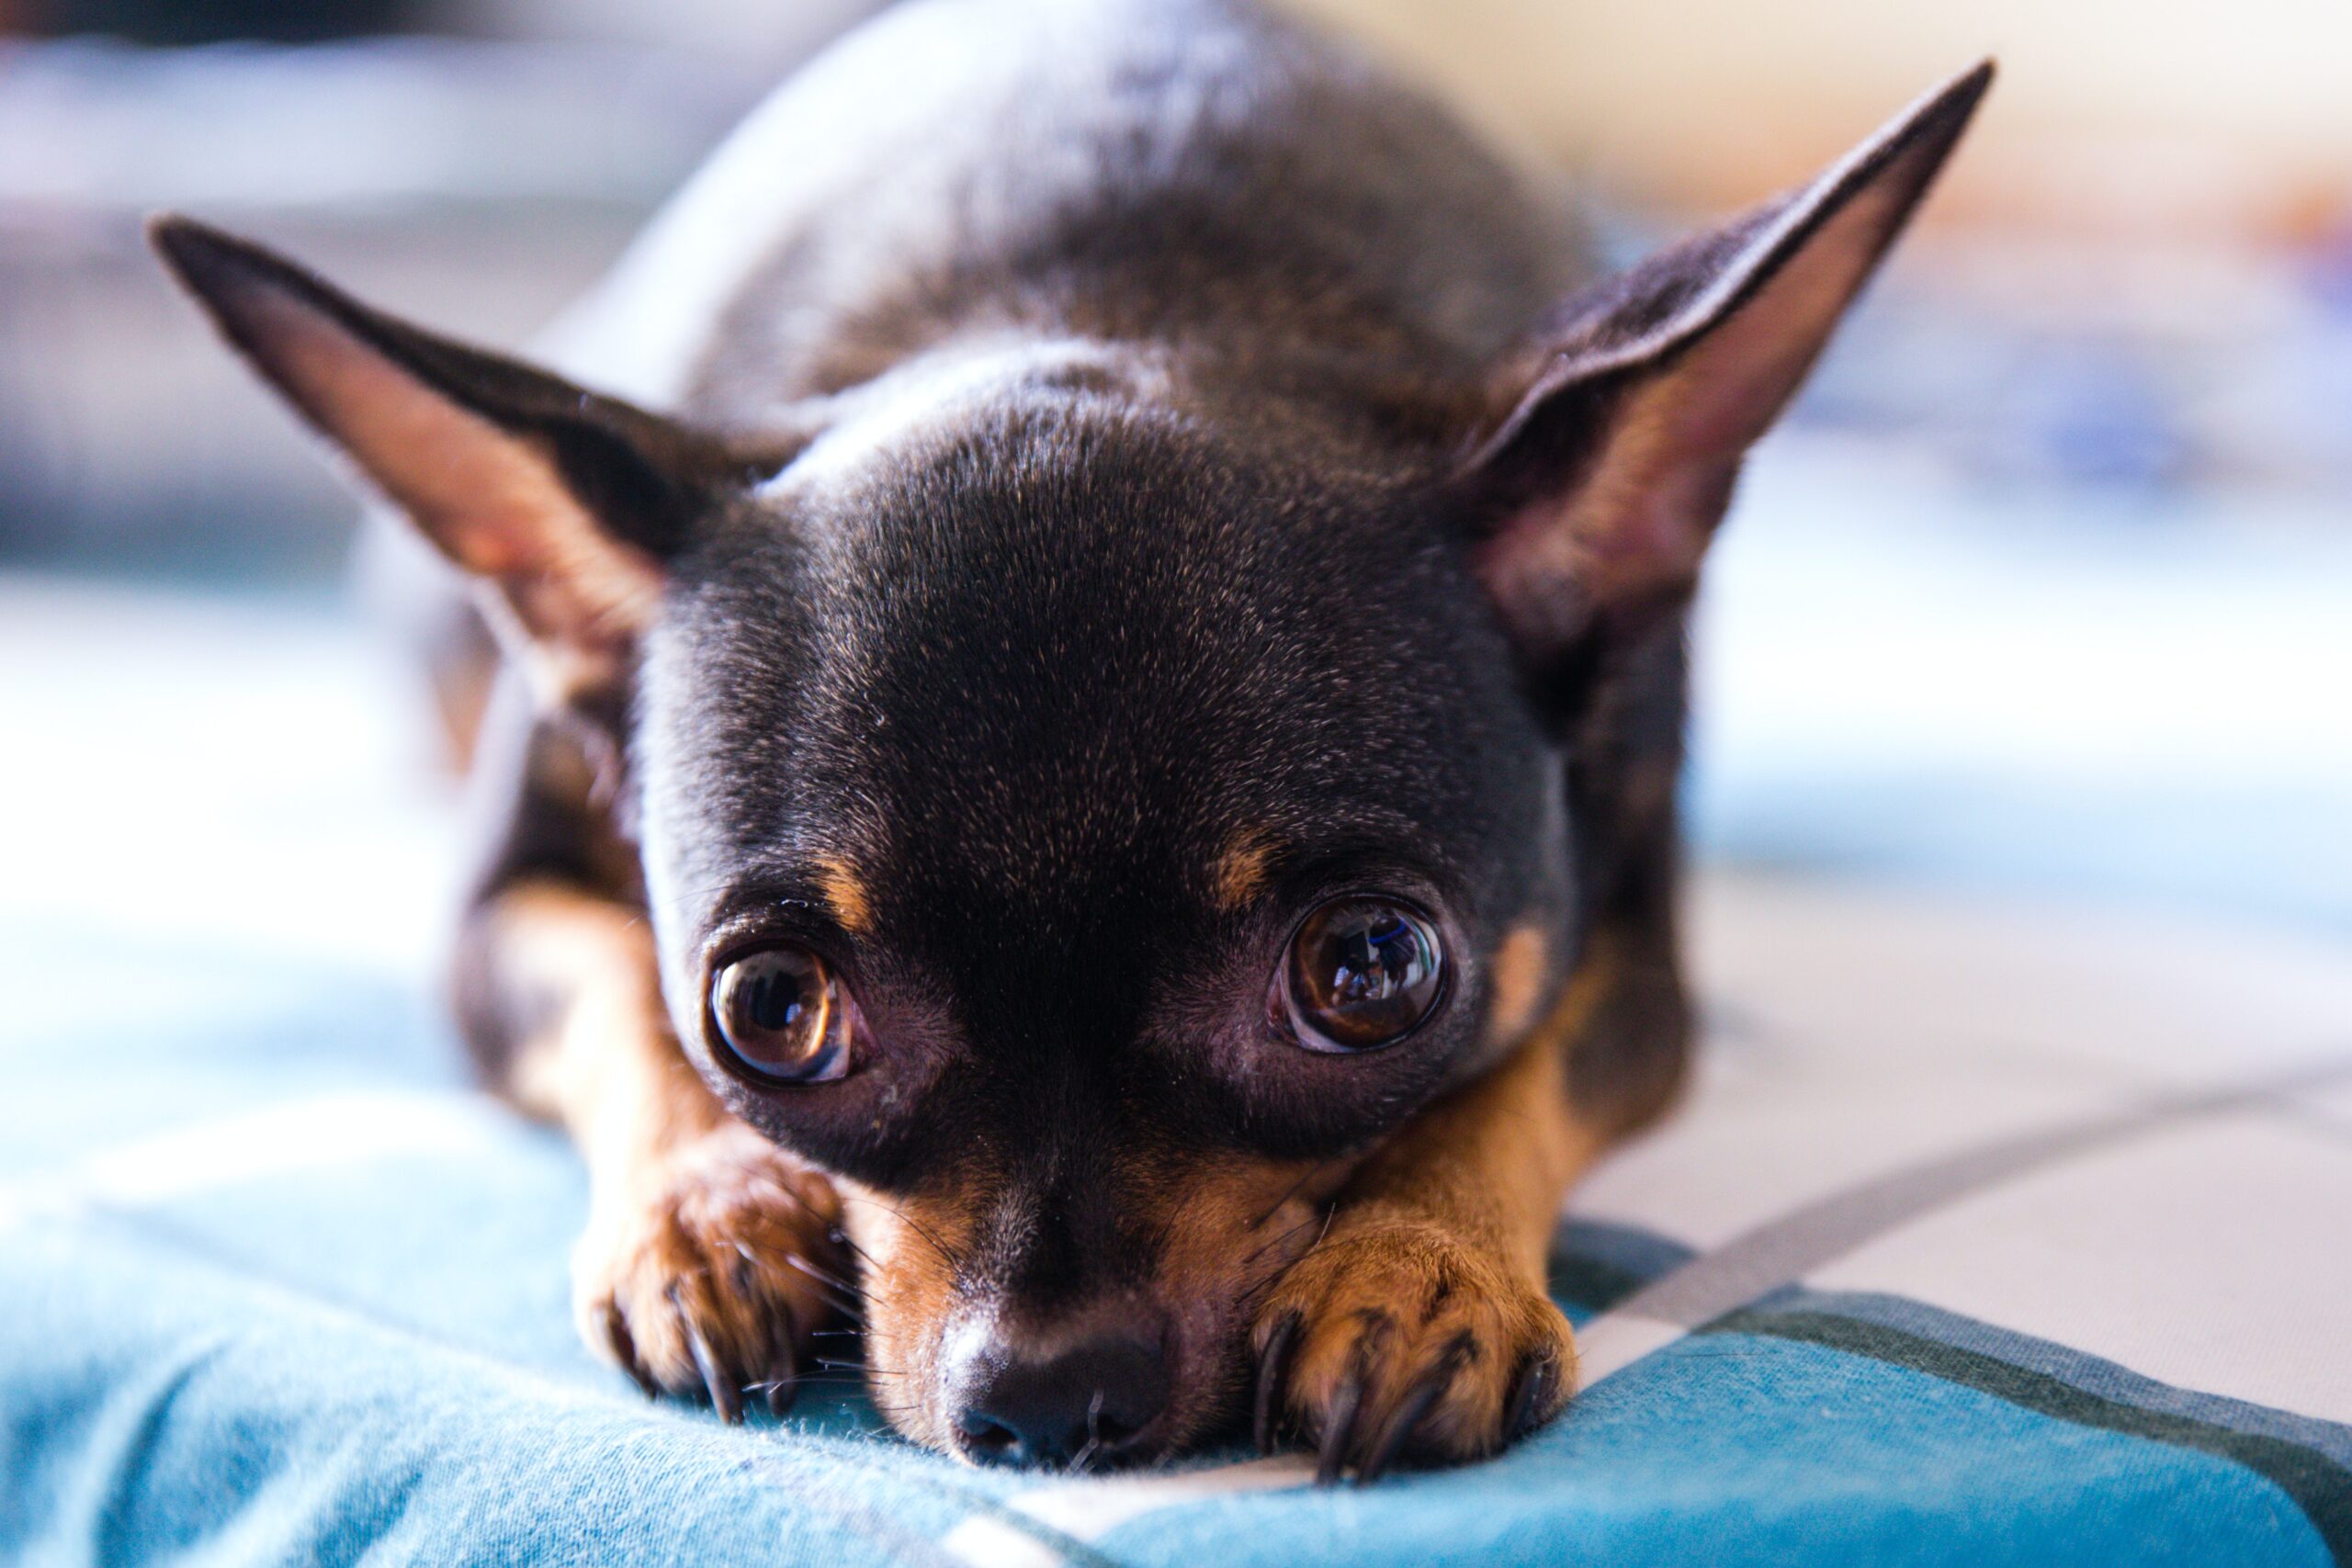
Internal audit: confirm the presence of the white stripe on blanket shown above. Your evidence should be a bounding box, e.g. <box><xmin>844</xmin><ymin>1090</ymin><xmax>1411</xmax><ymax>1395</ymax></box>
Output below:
<box><xmin>0</xmin><ymin>1089</ymin><xmax>518</xmax><ymax>1230</ymax></box>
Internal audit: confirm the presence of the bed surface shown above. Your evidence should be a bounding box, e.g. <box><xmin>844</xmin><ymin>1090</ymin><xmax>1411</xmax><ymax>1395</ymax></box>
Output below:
<box><xmin>6</xmin><ymin>456</ymin><xmax>2349</xmax><ymax>1564</ymax></box>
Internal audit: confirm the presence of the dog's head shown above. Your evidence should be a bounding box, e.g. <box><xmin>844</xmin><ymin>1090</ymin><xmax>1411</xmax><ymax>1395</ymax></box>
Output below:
<box><xmin>156</xmin><ymin>64</ymin><xmax>1984</xmax><ymax>1466</ymax></box>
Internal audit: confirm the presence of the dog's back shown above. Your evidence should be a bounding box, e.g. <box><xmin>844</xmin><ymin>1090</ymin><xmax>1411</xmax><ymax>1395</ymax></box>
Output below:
<box><xmin>542</xmin><ymin>0</ymin><xmax>1590</xmax><ymax>430</ymax></box>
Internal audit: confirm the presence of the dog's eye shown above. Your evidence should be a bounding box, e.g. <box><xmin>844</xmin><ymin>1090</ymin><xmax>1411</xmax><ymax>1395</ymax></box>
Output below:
<box><xmin>709</xmin><ymin>947</ymin><xmax>856</xmax><ymax>1085</ymax></box>
<box><xmin>1282</xmin><ymin>897</ymin><xmax>1445</xmax><ymax>1052</ymax></box>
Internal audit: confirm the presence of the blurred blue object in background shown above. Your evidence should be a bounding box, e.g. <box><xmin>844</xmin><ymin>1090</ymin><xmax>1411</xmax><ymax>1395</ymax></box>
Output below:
<box><xmin>1690</xmin><ymin>441</ymin><xmax>2352</xmax><ymax>935</ymax></box>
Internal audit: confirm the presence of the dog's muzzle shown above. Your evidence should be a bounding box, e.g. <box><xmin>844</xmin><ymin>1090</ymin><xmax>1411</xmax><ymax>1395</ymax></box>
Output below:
<box><xmin>941</xmin><ymin>1304</ymin><xmax>1174</xmax><ymax>1469</ymax></box>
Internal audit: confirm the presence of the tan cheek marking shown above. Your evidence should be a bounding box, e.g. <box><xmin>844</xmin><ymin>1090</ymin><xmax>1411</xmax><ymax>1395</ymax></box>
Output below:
<box><xmin>815</xmin><ymin>856</ymin><xmax>875</xmax><ymax>936</ymax></box>
<box><xmin>1151</xmin><ymin>1152</ymin><xmax>1363</xmax><ymax>1293</ymax></box>
<box><xmin>1212</xmin><ymin>829</ymin><xmax>1275</xmax><ymax>913</ymax></box>
<box><xmin>1526</xmin><ymin>931</ymin><xmax>1622</xmax><ymax>1061</ymax></box>
<box><xmin>1485</xmin><ymin>922</ymin><xmax>1550</xmax><ymax>1045</ymax></box>
<box><xmin>840</xmin><ymin>1177</ymin><xmax>983</xmax><ymax>1450</ymax></box>
<box><xmin>1125</xmin><ymin>1148</ymin><xmax>1364</xmax><ymax>1444</ymax></box>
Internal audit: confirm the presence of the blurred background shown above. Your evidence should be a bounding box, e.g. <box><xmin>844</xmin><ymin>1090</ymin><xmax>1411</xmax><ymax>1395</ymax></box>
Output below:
<box><xmin>2</xmin><ymin>0</ymin><xmax>2346</xmax><ymax>987</ymax></box>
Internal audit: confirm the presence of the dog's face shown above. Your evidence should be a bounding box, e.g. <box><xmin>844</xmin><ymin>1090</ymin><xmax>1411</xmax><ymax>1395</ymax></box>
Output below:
<box><xmin>153</xmin><ymin>61</ymin><xmax>1984</xmax><ymax>1465</ymax></box>
<box><xmin>636</xmin><ymin>384</ymin><xmax>1568</xmax><ymax>1453</ymax></box>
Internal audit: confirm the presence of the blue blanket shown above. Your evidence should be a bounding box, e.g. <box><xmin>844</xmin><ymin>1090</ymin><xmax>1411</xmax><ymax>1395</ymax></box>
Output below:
<box><xmin>8</xmin><ymin>560</ymin><xmax>2352</xmax><ymax>1566</ymax></box>
<box><xmin>8</xmin><ymin>897</ymin><xmax>2351</xmax><ymax>1566</ymax></box>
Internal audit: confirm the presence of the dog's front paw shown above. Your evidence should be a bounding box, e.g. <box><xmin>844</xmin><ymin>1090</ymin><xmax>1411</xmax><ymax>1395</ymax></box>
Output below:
<box><xmin>1251</xmin><ymin>1219</ymin><xmax>1573</xmax><ymax>1481</ymax></box>
<box><xmin>574</xmin><ymin>1123</ymin><xmax>851</xmax><ymax>1421</ymax></box>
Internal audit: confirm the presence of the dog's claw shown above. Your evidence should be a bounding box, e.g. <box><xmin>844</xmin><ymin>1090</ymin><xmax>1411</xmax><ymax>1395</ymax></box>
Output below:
<box><xmin>671</xmin><ymin>1286</ymin><xmax>742</xmax><ymax>1424</ymax></box>
<box><xmin>1314</xmin><ymin>1373</ymin><xmax>1364</xmax><ymax>1485</ymax></box>
<box><xmin>1504</xmin><ymin>1351</ymin><xmax>1555</xmax><ymax>1442</ymax></box>
<box><xmin>1253</xmin><ymin>1312</ymin><xmax>1302</xmax><ymax>1455</ymax></box>
<box><xmin>604</xmin><ymin>1303</ymin><xmax>662</xmax><ymax>1400</ymax></box>
<box><xmin>1356</xmin><ymin>1354</ymin><xmax>1455</xmax><ymax>1485</ymax></box>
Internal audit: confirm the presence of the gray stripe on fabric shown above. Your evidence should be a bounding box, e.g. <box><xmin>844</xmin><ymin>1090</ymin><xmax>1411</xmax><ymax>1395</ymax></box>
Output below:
<box><xmin>1555</xmin><ymin>1217</ymin><xmax>1698</xmax><ymax>1281</ymax></box>
<box><xmin>1550</xmin><ymin>1217</ymin><xmax>1699</xmax><ymax>1313</ymax></box>
<box><xmin>1596</xmin><ymin>1056</ymin><xmax>2352</xmax><ymax>1337</ymax></box>
<box><xmin>1702</xmin><ymin>1302</ymin><xmax>2352</xmax><ymax>1564</ymax></box>
<box><xmin>1752</xmin><ymin>1287</ymin><xmax>2352</xmax><ymax>1470</ymax></box>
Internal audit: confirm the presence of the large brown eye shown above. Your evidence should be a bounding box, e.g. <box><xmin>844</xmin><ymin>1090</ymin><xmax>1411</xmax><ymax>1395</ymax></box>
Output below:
<box><xmin>1283</xmin><ymin>897</ymin><xmax>1445</xmax><ymax>1052</ymax></box>
<box><xmin>709</xmin><ymin>946</ymin><xmax>855</xmax><ymax>1085</ymax></box>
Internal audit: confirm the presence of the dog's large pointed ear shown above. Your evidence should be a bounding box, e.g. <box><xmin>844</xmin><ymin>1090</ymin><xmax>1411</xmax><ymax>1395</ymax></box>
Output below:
<box><xmin>151</xmin><ymin>216</ymin><xmax>741</xmax><ymax>703</ymax></box>
<box><xmin>1467</xmin><ymin>62</ymin><xmax>1992</xmax><ymax>665</ymax></box>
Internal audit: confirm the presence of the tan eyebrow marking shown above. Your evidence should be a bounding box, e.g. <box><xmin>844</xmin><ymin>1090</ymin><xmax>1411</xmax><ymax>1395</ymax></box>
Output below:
<box><xmin>1211</xmin><ymin>829</ymin><xmax>1276</xmax><ymax>913</ymax></box>
<box><xmin>1486</xmin><ymin>921</ymin><xmax>1550</xmax><ymax>1044</ymax></box>
<box><xmin>815</xmin><ymin>856</ymin><xmax>875</xmax><ymax>936</ymax></box>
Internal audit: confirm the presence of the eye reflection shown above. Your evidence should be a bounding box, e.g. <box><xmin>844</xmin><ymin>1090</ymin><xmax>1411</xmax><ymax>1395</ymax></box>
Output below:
<box><xmin>1283</xmin><ymin>897</ymin><xmax>1444</xmax><ymax>1052</ymax></box>
<box><xmin>709</xmin><ymin>946</ymin><xmax>855</xmax><ymax>1084</ymax></box>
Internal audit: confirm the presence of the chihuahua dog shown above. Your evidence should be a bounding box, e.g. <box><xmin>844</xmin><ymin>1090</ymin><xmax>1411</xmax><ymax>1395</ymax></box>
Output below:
<box><xmin>154</xmin><ymin>0</ymin><xmax>1986</xmax><ymax>1478</ymax></box>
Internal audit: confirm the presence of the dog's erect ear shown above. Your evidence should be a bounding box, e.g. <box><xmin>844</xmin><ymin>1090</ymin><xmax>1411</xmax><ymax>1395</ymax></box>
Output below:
<box><xmin>1468</xmin><ymin>62</ymin><xmax>1992</xmax><ymax>662</ymax></box>
<box><xmin>150</xmin><ymin>215</ymin><xmax>738</xmax><ymax>701</ymax></box>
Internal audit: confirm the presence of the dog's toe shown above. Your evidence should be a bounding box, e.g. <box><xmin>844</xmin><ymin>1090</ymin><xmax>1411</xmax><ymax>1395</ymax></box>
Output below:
<box><xmin>573</xmin><ymin>1123</ymin><xmax>849</xmax><ymax>1416</ymax></box>
<box><xmin>1251</xmin><ymin>1221</ymin><xmax>1573</xmax><ymax>1479</ymax></box>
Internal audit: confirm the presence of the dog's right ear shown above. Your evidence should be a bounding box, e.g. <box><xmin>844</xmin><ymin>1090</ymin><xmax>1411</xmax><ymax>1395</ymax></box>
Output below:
<box><xmin>151</xmin><ymin>215</ymin><xmax>740</xmax><ymax>704</ymax></box>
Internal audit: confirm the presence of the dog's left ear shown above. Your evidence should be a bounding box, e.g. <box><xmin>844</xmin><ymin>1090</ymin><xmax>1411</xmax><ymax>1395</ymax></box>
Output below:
<box><xmin>1468</xmin><ymin>62</ymin><xmax>1992</xmax><ymax>664</ymax></box>
<box><xmin>150</xmin><ymin>216</ymin><xmax>743</xmax><ymax>705</ymax></box>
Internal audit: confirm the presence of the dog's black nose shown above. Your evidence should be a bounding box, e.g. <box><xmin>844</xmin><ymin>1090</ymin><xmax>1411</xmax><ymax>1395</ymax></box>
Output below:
<box><xmin>953</xmin><ymin>1330</ymin><xmax>1170</xmax><ymax>1469</ymax></box>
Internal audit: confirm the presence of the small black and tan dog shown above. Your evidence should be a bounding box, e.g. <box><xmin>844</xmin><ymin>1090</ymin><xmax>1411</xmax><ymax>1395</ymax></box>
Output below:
<box><xmin>154</xmin><ymin>0</ymin><xmax>1987</xmax><ymax>1478</ymax></box>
